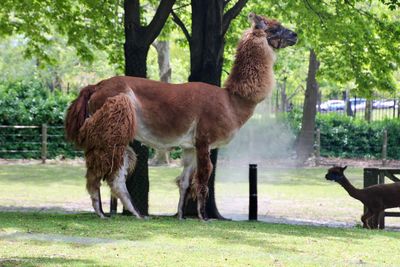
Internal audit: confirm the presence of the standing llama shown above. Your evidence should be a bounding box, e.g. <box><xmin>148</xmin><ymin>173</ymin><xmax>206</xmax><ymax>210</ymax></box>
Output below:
<box><xmin>65</xmin><ymin>13</ymin><xmax>297</xmax><ymax>220</ymax></box>
<box><xmin>325</xmin><ymin>166</ymin><xmax>400</xmax><ymax>229</ymax></box>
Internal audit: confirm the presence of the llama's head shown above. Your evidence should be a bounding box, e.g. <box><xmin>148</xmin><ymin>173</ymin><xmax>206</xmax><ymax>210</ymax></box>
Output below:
<box><xmin>248</xmin><ymin>13</ymin><xmax>297</xmax><ymax>49</ymax></box>
<box><xmin>325</xmin><ymin>166</ymin><xmax>347</xmax><ymax>182</ymax></box>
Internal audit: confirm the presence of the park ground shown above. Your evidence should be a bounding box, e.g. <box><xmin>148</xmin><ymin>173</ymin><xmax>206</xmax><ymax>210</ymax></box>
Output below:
<box><xmin>1</xmin><ymin>159</ymin><xmax>400</xmax><ymax>266</ymax></box>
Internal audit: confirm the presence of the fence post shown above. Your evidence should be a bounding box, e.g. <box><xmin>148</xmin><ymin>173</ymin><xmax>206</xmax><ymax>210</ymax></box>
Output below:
<box><xmin>249</xmin><ymin>164</ymin><xmax>258</xmax><ymax>221</ymax></box>
<box><xmin>363</xmin><ymin>168</ymin><xmax>379</xmax><ymax>228</ymax></box>
<box><xmin>315</xmin><ymin>128</ymin><xmax>321</xmax><ymax>166</ymax></box>
<box><xmin>41</xmin><ymin>124</ymin><xmax>47</xmax><ymax>164</ymax></box>
<box><xmin>382</xmin><ymin>129</ymin><xmax>387</xmax><ymax>167</ymax></box>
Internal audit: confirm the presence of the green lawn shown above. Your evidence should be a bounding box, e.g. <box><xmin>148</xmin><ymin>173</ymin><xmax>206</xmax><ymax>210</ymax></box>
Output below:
<box><xmin>1</xmin><ymin>212</ymin><xmax>400</xmax><ymax>266</ymax></box>
<box><xmin>1</xmin><ymin>162</ymin><xmax>400</xmax><ymax>266</ymax></box>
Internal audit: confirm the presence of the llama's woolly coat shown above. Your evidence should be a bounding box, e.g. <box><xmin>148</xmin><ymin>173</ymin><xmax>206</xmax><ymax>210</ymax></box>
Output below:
<box><xmin>64</xmin><ymin>13</ymin><xmax>297</xmax><ymax>219</ymax></box>
<box><xmin>78</xmin><ymin>94</ymin><xmax>136</xmax><ymax>180</ymax></box>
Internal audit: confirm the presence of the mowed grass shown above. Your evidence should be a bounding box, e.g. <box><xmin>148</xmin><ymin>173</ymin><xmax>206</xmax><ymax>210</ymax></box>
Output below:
<box><xmin>1</xmin><ymin>212</ymin><xmax>400</xmax><ymax>266</ymax></box>
<box><xmin>1</xmin><ymin>162</ymin><xmax>400</xmax><ymax>266</ymax></box>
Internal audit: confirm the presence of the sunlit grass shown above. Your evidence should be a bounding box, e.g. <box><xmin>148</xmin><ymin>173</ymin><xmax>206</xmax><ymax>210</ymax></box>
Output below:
<box><xmin>1</xmin><ymin>212</ymin><xmax>400</xmax><ymax>266</ymax></box>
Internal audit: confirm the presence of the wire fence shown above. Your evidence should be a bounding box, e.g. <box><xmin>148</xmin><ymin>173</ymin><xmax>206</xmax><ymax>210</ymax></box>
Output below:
<box><xmin>0</xmin><ymin>124</ymin><xmax>83</xmax><ymax>161</ymax></box>
<box><xmin>270</xmin><ymin>90</ymin><xmax>400</xmax><ymax>121</ymax></box>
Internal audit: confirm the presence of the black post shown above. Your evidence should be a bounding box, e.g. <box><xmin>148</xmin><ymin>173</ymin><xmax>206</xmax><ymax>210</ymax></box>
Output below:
<box><xmin>110</xmin><ymin>196</ymin><xmax>118</xmax><ymax>216</ymax></box>
<box><xmin>249</xmin><ymin>164</ymin><xmax>258</xmax><ymax>221</ymax></box>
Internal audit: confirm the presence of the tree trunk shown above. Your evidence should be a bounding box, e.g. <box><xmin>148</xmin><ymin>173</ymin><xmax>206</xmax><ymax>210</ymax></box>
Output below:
<box><xmin>183</xmin><ymin>0</ymin><xmax>225</xmax><ymax>219</ymax></box>
<box><xmin>153</xmin><ymin>40</ymin><xmax>172</xmax><ymax>83</ymax></box>
<box><xmin>123</xmin><ymin>37</ymin><xmax>150</xmax><ymax>217</ymax></box>
<box><xmin>280</xmin><ymin>78</ymin><xmax>287</xmax><ymax>112</ymax></box>
<box><xmin>295</xmin><ymin>49</ymin><xmax>320</xmax><ymax>164</ymax></box>
<box><xmin>122</xmin><ymin>0</ymin><xmax>175</xmax><ymax>216</ymax></box>
<box><xmin>171</xmin><ymin>0</ymin><xmax>248</xmax><ymax>219</ymax></box>
<box><xmin>365</xmin><ymin>99</ymin><xmax>372</xmax><ymax>122</ymax></box>
<box><xmin>150</xmin><ymin>40</ymin><xmax>172</xmax><ymax>166</ymax></box>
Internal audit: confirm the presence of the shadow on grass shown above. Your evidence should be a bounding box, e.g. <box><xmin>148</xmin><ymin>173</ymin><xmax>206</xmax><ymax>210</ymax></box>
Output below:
<box><xmin>0</xmin><ymin>257</ymin><xmax>96</xmax><ymax>267</ymax></box>
<box><xmin>1</xmin><ymin>211</ymin><xmax>399</xmax><ymax>252</ymax></box>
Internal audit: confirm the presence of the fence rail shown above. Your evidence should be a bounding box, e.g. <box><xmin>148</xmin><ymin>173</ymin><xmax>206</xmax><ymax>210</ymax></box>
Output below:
<box><xmin>0</xmin><ymin>124</ymin><xmax>82</xmax><ymax>161</ymax></box>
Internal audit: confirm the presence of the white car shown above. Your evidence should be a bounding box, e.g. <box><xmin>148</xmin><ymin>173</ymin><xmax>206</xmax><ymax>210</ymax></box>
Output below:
<box><xmin>373</xmin><ymin>100</ymin><xmax>397</xmax><ymax>109</ymax></box>
<box><xmin>319</xmin><ymin>100</ymin><xmax>345</xmax><ymax>112</ymax></box>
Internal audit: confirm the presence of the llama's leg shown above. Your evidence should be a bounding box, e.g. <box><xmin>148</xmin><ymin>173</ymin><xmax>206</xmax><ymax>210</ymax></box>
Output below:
<box><xmin>371</xmin><ymin>213</ymin><xmax>381</xmax><ymax>229</ymax></box>
<box><xmin>177</xmin><ymin>149</ymin><xmax>196</xmax><ymax>220</ymax></box>
<box><xmin>108</xmin><ymin>149</ymin><xmax>143</xmax><ymax>219</ymax></box>
<box><xmin>86</xmin><ymin>170</ymin><xmax>106</xmax><ymax>218</ymax></box>
<box><xmin>194</xmin><ymin>142</ymin><xmax>213</xmax><ymax>221</ymax></box>
<box><xmin>361</xmin><ymin>210</ymin><xmax>374</xmax><ymax>229</ymax></box>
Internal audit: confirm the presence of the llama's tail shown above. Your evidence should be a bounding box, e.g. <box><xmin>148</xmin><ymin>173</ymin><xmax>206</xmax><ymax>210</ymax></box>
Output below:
<box><xmin>65</xmin><ymin>85</ymin><xmax>97</xmax><ymax>147</ymax></box>
<box><xmin>78</xmin><ymin>93</ymin><xmax>136</xmax><ymax>178</ymax></box>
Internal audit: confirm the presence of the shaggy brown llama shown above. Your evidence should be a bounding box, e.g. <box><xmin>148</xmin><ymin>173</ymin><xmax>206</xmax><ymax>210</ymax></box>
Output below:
<box><xmin>65</xmin><ymin>13</ymin><xmax>297</xmax><ymax>220</ymax></box>
<box><xmin>325</xmin><ymin>166</ymin><xmax>400</xmax><ymax>229</ymax></box>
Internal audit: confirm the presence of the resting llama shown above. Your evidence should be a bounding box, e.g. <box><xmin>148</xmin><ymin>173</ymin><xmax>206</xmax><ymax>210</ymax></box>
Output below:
<box><xmin>325</xmin><ymin>166</ymin><xmax>400</xmax><ymax>229</ymax></box>
<box><xmin>65</xmin><ymin>13</ymin><xmax>297</xmax><ymax>220</ymax></box>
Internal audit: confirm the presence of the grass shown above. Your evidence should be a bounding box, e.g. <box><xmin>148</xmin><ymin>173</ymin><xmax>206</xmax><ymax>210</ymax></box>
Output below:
<box><xmin>1</xmin><ymin>212</ymin><xmax>400</xmax><ymax>266</ymax></box>
<box><xmin>1</xmin><ymin>162</ymin><xmax>400</xmax><ymax>266</ymax></box>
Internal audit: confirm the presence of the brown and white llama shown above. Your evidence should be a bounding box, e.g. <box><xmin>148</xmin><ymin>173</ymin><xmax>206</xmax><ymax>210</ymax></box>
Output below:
<box><xmin>325</xmin><ymin>166</ymin><xmax>400</xmax><ymax>229</ymax></box>
<box><xmin>65</xmin><ymin>13</ymin><xmax>297</xmax><ymax>220</ymax></box>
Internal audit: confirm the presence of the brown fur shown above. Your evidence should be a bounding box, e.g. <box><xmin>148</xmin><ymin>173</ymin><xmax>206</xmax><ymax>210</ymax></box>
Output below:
<box><xmin>64</xmin><ymin>14</ymin><xmax>297</xmax><ymax>219</ymax></box>
<box><xmin>65</xmin><ymin>85</ymin><xmax>97</xmax><ymax>146</ymax></box>
<box><xmin>79</xmin><ymin>94</ymin><xmax>136</xmax><ymax>179</ymax></box>
<box><xmin>326</xmin><ymin>166</ymin><xmax>400</xmax><ymax>229</ymax></box>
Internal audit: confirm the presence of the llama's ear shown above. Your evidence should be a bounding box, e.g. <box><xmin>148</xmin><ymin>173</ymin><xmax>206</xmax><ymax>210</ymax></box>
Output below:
<box><xmin>342</xmin><ymin>165</ymin><xmax>347</xmax><ymax>171</ymax></box>
<box><xmin>248</xmin><ymin>12</ymin><xmax>267</xmax><ymax>30</ymax></box>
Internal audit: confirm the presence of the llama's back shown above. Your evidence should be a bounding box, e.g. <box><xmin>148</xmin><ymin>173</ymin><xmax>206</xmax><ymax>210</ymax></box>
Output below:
<box><xmin>364</xmin><ymin>182</ymin><xmax>400</xmax><ymax>208</ymax></box>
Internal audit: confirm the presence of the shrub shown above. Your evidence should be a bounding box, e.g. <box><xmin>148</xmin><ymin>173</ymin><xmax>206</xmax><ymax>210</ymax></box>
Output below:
<box><xmin>0</xmin><ymin>80</ymin><xmax>79</xmax><ymax>159</ymax></box>
<box><xmin>285</xmin><ymin>110</ymin><xmax>400</xmax><ymax>159</ymax></box>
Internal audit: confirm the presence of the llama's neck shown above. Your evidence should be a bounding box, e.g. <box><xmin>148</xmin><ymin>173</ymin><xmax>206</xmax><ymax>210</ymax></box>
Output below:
<box><xmin>224</xmin><ymin>29</ymin><xmax>276</xmax><ymax>104</ymax></box>
<box><xmin>337</xmin><ymin>176</ymin><xmax>365</xmax><ymax>201</ymax></box>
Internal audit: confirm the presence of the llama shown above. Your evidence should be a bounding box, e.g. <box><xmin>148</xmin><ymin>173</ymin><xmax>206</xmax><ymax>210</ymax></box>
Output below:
<box><xmin>325</xmin><ymin>166</ymin><xmax>400</xmax><ymax>229</ymax></box>
<box><xmin>65</xmin><ymin>13</ymin><xmax>297</xmax><ymax>220</ymax></box>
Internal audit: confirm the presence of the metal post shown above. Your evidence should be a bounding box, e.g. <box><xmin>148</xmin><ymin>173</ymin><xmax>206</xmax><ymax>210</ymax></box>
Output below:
<box><xmin>41</xmin><ymin>124</ymin><xmax>47</xmax><ymax>164</ymax></box>
<box><xmin>249</xmin><ymin>164</ymin><xmax>258</xmax><ymax>221</ymax></box>
<box><xmin>382</xmin><ymin>129</ymin><xmax>387</xmax><ymax>167</ymax></box>
<box><xmin>110</xmin><ymin>196</ymin><xmax>118</xmax><ymax>215</ymax></box>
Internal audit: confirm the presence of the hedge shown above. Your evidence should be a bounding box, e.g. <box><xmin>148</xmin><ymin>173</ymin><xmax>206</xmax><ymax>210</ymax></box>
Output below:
<box><xmin>285</xmin><ymin>108</ymin><xmax>400</xmax><ymax>159</ymax></box>
<box><xmin>0</xmin><ymin>80</ymin><xmax>80</xmax><ymax>159</ymax></box>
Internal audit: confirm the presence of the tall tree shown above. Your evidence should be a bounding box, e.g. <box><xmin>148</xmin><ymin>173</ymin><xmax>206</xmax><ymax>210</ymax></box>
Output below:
<box><xmin>172</xmin><ymin>0</ymin><xmax>248</xmax><ymax>218</ymax></box>
<box><xmin>295</xmin><ymin>49</ymin><xmax>319</xmax><ymax>162</ymax></box>
<box><xmin>248</xmin><ymin>1</ymin><xmax>400</xmax><ymax>163</ymax></box>
<box><xmin>123</xmin><ymin>0</ymin><xmax>176</xmax><ymax>215</ymax></box>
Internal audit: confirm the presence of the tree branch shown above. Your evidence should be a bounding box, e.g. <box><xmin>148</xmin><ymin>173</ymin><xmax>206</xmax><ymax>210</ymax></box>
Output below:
<box><xmin>222</xmin><ymin>0</ymin><xmax>248</xmax><ymax>35</ymax></box>
<box><xmin>223</xmin><ymin>0</ymin><xmax>232</xmax><ymax>8</ymax></box>
<box><xmin>171</xmin><ymin>10</ymin><xmax>191</xmax><ymax>43</ymax></box>
<box><xmin>303</xmin><ymin>0</ymin><xmax>325</xmax><ymax>25</ymax></box>
<box><xmin>145</xmin><ymin>0</ymin><xmax>176</xmax><ymax>45</ymax></box>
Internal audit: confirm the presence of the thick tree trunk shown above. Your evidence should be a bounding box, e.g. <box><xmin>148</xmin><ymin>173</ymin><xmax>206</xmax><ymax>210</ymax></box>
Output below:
<box><xmin>121</xmin><ymin>0</ymin><xmax>175</xmax><ymax>216</ymax></box>
<box><xmin>123</xmin><ymin>42</ymin><xmax>150</xmax><ymax>216</ymax></box>
<box><xmin>295</xmin><ymin>49</ymin><xmax>320</xmax><ymax>164</ymax></box>
<box><xmin>183</xmin><ymin>0</ymin><xmax>225</xmax><ymax>219</ymax></box>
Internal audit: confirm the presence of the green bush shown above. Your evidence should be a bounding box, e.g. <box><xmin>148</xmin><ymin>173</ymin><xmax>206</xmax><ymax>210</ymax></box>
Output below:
<box><xmin>0</xmin><ymin>80</ymin><xmax>80</xmax><ymax>159</ymax></box>
<box><xmin>285</xmin><ymin>110</ymin><xmax>400</xmax><ymax>159</ymax></box>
